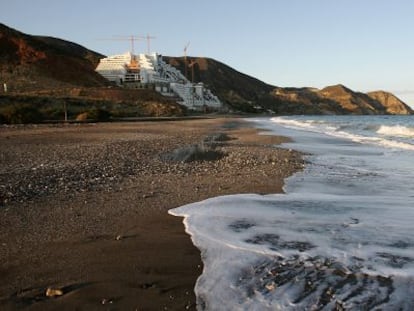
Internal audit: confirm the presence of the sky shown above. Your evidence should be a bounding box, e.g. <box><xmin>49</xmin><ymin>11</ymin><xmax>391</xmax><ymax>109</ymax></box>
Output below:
<box><xmin>1</xmin><ymin>0</ymin><xmax>414</xmax><ymax>107</ymax></box>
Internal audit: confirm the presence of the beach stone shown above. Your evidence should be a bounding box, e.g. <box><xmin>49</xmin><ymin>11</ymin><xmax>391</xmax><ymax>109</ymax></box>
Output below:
<box><xmin>160</xmin><ymin>144</ymin><xmax>224</xmax><ymax>163</ymax></box>
<box><xmin>265</xmin><ymin>282</ymin><xmax>276</xmax><ymax>291</ymax></box>
<box><xmin>101</xmin><ymin>298</ymin><xmax>114</xmax><ymax>305</ymax></box>
<box><xmin>45</xmin><ymin>287</ymin><xmax>63</xmax><ymax>297</ymax></box>
<box><xmin>203</xmin><ymin>133</ymin><xmax>232</xmax><ymax>147</ymax></box>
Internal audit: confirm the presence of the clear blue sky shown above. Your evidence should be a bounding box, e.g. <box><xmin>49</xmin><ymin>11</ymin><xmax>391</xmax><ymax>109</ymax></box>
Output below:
<box><xmin>1</xmin><ymin>0</ymin><xmax>414</xmax><ymax>106</ymax></box>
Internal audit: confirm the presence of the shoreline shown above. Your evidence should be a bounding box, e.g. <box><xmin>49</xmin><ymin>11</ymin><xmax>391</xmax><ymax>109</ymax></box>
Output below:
<box><xmin>0</xmin><ymin>118</ymin><xmax>303</xmax><ymax>310</ymax></box>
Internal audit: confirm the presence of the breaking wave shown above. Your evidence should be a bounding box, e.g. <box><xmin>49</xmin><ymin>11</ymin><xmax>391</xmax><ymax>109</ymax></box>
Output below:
<box><xmin>377</xmin><ymin>125</ymin><xmax>414</xmax><ymax>137</ymax></box>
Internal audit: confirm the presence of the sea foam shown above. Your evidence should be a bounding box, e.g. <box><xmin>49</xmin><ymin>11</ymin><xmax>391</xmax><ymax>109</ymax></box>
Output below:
<box><xmin>377</xmin><ymin>125</ymin><xmax>414</xmax><ymax>137</ymax></box>
<box><xmin>170</xmin><ymin>116</ymin><xmax>414</xmax><ymax>310</ymax></box>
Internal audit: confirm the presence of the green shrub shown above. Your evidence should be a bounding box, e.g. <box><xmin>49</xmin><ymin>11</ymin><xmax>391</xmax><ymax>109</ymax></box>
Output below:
<box><xmin>41</xmin><ymin>107</ymin><xmax>65</xmax><ymax>120</ymax></box>
<box><xmin>88</xmin><ymin>108</ymin><xmax>111</xmax><ymax>121</ymax></box>
<box><xmin>3</xmin><ymin>105</ymin><xmax>43</xmax><ymax>124</ymax></box>
<box><xmin>0</xmin><ymin>113</ymin><xmax>7</xmax><ymax>124</ymax></box>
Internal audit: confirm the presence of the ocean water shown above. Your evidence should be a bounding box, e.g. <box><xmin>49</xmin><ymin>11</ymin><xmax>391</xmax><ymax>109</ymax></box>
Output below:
<box><xmin>170</xmin><ymin>115</ymin><xmax>414</xmax><ymax>310</ymax></box>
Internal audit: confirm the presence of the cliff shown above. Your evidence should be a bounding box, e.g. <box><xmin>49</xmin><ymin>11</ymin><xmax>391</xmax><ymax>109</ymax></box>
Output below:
<box><xmin>0</xmin><ymin>23</ymin><xmax>108</xmax><ymax>92</ymax></box>
<box><xmin>367</xmin><ymin>91</ymin><xmax>413</xmax><ymax>115</ymax></box>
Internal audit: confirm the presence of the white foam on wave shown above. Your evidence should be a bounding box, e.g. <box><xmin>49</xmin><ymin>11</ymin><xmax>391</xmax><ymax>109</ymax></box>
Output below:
<box><xmin>271</xmin><ymin>116</ymin><xmax>414</xmax><ymax>151</ymax></box>
<box><xmin>171</xmin><ymin>193</ymin><xmax>414</xmax><ymax>272</ymax></box>
<box><xmin>377</xmin><ymin>125</ymin><xmax>414</xmax><ymax>137</ymax></box>
<box><xmin>329</xmin><ymin>129</ymin><xmax>414</xmax><ymax>151</ymax></box>
<box><xmin>270</xmin><ymin>117</ymin><xmax>324</xmax><ymax>132</ymax></box>
<box><xmin>169</xmin><ymin>116</ymin><xmax>414</xmax><ymax>310</ymax></box>
<box><xmin>170</xmin><ymin>192</ymin><xmax>414</xmax><ymax>310</ymax></box>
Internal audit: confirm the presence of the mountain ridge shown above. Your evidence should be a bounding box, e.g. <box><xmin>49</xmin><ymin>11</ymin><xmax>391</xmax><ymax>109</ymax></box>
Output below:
<box><xmin>165</xmin><ymin>57</ymin><xmax>412</xmax><ymax>115</ymax></box>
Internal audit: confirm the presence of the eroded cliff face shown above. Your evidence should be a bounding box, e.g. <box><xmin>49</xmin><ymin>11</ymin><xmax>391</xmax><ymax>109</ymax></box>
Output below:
<box><xmin>0</xmin><ymin>23</ymin><xmax>108</xmax><ymax>92</ymax></box>
<box><xmin>367</xmin><ymin>91</ymin><xmax>413</xmax><ymax>115</ymax></box>
<box><xmin>269</xmin><ymin>85</ymin><xmax>412</xmax><ymax>115</ymax></box>
<box><xmin>318</xmin><ymin>85</ymin><xmax>384</xmax><ymax>114</ymax></box>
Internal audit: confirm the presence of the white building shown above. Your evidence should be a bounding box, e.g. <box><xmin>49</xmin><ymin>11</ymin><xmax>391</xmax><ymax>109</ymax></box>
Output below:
<box><xmin>95</xmin><ymin>52</ymin><xmax>222</xmax><ymax>110</ymax></box>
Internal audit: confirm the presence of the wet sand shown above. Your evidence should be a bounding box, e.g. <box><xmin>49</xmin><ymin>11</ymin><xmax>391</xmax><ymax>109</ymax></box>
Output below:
<box><xmin>0</xmin><ymin>118</ymin><xmax>303</xmax><ymax>310</ymax></box>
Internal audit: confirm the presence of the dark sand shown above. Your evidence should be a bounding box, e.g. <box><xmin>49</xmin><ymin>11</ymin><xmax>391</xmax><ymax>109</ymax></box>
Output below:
<box><xmin>0</xmin><ymin>118</ymin><xmax>303</xmax><ymax>310</ymax></box>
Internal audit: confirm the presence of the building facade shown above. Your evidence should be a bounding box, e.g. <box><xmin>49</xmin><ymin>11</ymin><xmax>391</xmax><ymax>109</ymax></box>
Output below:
<box><xmin>95</xmin><ymin>52</ymin><xmax>222</xmax><ymax>110</ymax></box>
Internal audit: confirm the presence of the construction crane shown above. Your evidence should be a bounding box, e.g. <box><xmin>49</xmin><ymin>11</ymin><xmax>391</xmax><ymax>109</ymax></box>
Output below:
<box><xmin>98</xmin><ymin>35</ymin><xmax>143</xmax><ymax>54</ymax></box>
<box><xmin>188</xmin><ymin>59</ymin><xmax>197</xmax><ymax>83</ymax></box>
<box><xmin>144</xmin><ymin>34</ymin><xmax>156</xmax><ymax>54</ymax></box>
<box><xmin>98</xmin><ymin>34</ymin><xmax>155</xmax><ymax>54</ymax></box>
<box><xmin>184</xmin><ymin>42</ymin><xmax>190</xmax><ymax>80</ymax></box>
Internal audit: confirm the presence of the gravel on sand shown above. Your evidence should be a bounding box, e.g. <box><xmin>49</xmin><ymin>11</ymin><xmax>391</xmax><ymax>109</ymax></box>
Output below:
<box><xmin>0</xmin><ymin>118</ymin><xmax>303</xmax><ymax>310</ymax></box>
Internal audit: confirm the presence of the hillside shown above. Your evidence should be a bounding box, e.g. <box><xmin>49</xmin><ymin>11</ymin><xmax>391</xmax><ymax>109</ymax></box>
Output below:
<box><xmin>164</xmin><ymin>56</ymin><xmax>275</xmax><ymax>112</ymax></box>
<box><xmin>271</xmin><ymin>85</ymin><xmax>412</xmax><ymax>115</ymax></box>
<box><xmin>318</xmin><ymin>85</ymin><xmax>386</xmax><ymax>114</ymax></box>
<box><xmin>366</xmin><ymin>91</ymin><xmax>411</xmax><ymax>115</ymax></box>
<box><xmin>0</xmin><ymin>23</ymin><xmax>108</xmax><ymax>91</ymax></box>
<box><xmin>0</xmin><ymin>24</ymin><xmax>185</xmax><ymax>121</ymax></box>
<box><xmin>166</xmin><ymin>57</ymin><xmax>413</xmax><ymax>115</ymax></box>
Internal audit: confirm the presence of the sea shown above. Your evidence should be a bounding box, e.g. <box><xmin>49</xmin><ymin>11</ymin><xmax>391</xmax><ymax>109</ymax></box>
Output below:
<box><xmin>170</xmin><ymin>115</ymin><xmax>414</xmax><ymax>310</ymax></box>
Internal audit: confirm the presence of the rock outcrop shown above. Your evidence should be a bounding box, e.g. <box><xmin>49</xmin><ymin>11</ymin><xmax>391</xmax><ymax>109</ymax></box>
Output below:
<box><xmin>367</xmin><ymin>91</ymin><xmax>413</xmax><ymax>115</ymax></box>
<box><xmin>0</xmin><ymin>23</ymin><xmax>108</xmax><ymax>92</ymax></box>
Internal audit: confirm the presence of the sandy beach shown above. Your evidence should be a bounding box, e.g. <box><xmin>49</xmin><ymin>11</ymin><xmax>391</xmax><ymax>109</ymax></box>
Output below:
<box><xmin>0</xmin><ymin>118</ymin><xmax>303</xmax><ymax>310</ymax></box>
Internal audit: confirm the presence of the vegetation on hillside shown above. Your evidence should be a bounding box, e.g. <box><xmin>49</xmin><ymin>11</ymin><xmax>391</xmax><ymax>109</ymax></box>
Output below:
<box><xmin>0</xmin><ymin>90</ymin><xmax>186</xmax><ymax>124</ymax></box>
